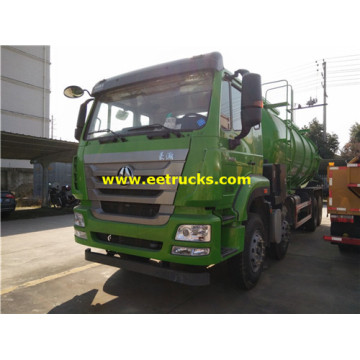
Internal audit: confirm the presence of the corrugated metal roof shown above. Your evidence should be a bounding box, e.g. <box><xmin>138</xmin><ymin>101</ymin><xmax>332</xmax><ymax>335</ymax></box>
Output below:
<box><xmin>1</xmin><ymin>131</ymin><xmax>78</xmax><ymax>163</ymax></box>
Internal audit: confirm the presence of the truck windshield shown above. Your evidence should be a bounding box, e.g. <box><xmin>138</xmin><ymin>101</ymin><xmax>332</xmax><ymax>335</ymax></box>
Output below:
<box><xmin>86</xmin><ymin>71</ymin><xmax>213</xmax><ymax>140</ymax></box>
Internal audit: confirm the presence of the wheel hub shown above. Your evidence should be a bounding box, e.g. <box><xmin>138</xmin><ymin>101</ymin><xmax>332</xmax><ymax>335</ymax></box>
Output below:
<box><xmin>249</xmin><ymin>230</ymin><xmax>265</xmax><ymax>272</ymax></box>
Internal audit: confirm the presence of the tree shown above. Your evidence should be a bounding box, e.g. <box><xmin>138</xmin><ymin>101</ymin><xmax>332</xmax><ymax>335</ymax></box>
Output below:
<box><xmin>301</xmin><ymin>118</ymin><xmax>339</xmax><ymax>159</ymax></box>
<box><xmin>341</xmin><ymin>122</ymin><xmax>360</xmax><ymax>158</ymax></box>
<box><xmin>351</xmin><ymin>122</ymin><xmax>360</xmax><ymax>142</ymax></box>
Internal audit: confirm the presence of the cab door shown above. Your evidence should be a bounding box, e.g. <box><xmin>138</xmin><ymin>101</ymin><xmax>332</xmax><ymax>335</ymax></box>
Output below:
<box><xmin>219</xmin><ymin>79</ymin><xmax>263</xmax><ymax>200</ymax></box>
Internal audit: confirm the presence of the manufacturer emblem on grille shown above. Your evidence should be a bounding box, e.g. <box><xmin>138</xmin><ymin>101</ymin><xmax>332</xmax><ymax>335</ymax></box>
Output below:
<box><xmin>118</xmin><ymin>166</ymin><xmax>134</xmax><ymax>185</ymax></box>
<box><xmin>159</xmin><ymin>151</ymin><xmax>174</xmax><ymax>160</ymax></box>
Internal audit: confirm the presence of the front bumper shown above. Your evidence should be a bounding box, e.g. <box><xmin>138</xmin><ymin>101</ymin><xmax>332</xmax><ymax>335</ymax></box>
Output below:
<box><xmin>323</xmin><ymin>235</ymin><xmax>360</xmax><ymax>246</ymax></box>
<box><xmin>74</xmin><ymin>205</ymin><xmax>223</xmax><ymax>266</ymax></box>
<box><xmin>85</xmin><ymin>248</ymin><xmax>210</xmax><ymax>286</ymax></box>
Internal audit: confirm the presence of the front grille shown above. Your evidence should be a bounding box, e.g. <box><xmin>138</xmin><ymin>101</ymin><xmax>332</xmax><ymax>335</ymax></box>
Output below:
<box><xmin>99</xmin><ymin>188</ymin><xmax>163</xmax><ymax>197</ymax></box>
<box><xmin>94</xmin><ymin>232</ymin><xmax>162</xmax><ymax>250</ymax></box>
<box><xmin>101</xmin><ymin>201</ymin><xmax>160</xmax><ymax>217</ymax></box>
<box><xmin>84</xmin><ymin>149</ymin><xmax>188</xmax><ymax>225</ymax></box>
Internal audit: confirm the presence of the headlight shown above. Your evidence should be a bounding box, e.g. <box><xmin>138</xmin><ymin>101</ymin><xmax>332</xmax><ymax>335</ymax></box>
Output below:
<box><xmin>74</xmin><ymin>212</ymin><xmax>85</xmax><ymax>227</ymax></box>
<box><xmin>171</xmin><ymin>246</ymin><xmax>210</xmax><ymax>256</ymax></box>
<box><xmin>75</xmin><ymin>229</ymin><xmax>87</xmax><ymax>239</ymax></box>
<box><xmin>175</xmin><ymin>225</ymin><xmax>211</xmax><ymax>242</ymax></box>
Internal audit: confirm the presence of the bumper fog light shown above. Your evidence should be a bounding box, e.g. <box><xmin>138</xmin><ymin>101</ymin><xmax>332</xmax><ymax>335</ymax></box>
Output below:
<box><xmin>74</xmin><ymin>212</ymin><xmax>85</xmax><ymax>227</ymax></box>
<box><xmin>175</xmin><ymin>225</ymin><xmax>211</xmax><ymax>242</ymax></box>
<box><xmin>75</xmin><ymin>229</ymin><xmax>87</xmax><ymax>239</ymax></box>
<box><xmin>171</xmin><ymin>246</ymin><xmax>210</xmax><ymax>256</ymax></box>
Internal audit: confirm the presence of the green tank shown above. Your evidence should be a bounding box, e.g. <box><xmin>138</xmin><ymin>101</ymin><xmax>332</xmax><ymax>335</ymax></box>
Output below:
<box><xmin>261</xmin><ymin>109</ymin><xmax>320</xmax><ymax>190</ymax></box>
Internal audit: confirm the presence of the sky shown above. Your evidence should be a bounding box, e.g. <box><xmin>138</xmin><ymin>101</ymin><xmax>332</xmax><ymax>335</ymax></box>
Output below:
<box><xmin>1</xmin><ymin>0</ymin><xmax>359</xmax><ymax>149</ymax></box>
<box><xmin>51</xmin><ymin>45</ymin><xmax>360</xmax><ymax>149</ymax></box>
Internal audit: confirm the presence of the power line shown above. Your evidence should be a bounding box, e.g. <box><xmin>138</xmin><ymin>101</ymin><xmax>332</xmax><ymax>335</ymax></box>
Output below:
<box><xmin>265</xmin><ymin>55</ymin><xmax>360</xmax><ymax>107</ymax></box>
<box><xmin>291</xmin><ymin>77</ymin><xmax>317</xmax><ymax>85</ymax></box>
<box><xmin>330</xmin><ymin>68</ymin><xmax>360</xmax><ymax>74</ymax></box>
<box><xmin>275</xmin><ymin>61</ymin><xmax>315</xmax><ymax>73</ymax></box>
<box><xmin>286</xmin><ymin>72</ymin><xmax>319</xmax><ymax>82</ymax></box>
<box><xmin>323</xmin><ymin>53</ymin><xmax>360</xmax><ymax>61</ymax></box>
<box><xmin>328</xmin><ymin>82</ymin><xmax>360</xmax><ymax>88</ymax></box>
<box><xmin>272</xmin><ymin>54</ymin><xmax>360</xmax><ymax>81</ymax></box>
<box><xmin>327</xmin><ymin>75</ymin><xmax>360</xmax><ymax>81</ymax></box>
<box><xmin>328</xmin><ymin>77</ymin><xmax>360</xmax><ymax>82</ymax></box>
<box><xmin>294</xmin><ymin>84</ymin><xmax>320</xmax><ymax>92</ymax></box>
<box><xmin>294</xmin><ymin>87</ymin><xmax>320</xmax><ymax>94</ymax></box>
<box><xmin>327</xmin><ymin>57</ymin><xmax>360</xmax><ymax>64</ymax></box>
<box><xmin>269</xmin><ymin>63</ymin><xmax>317</xmax><ymax>80</ymax></box>
<box><xmin>328</xmin><ymin>62</ymin><xmax>360</xmax><ymax>70</ymax></box>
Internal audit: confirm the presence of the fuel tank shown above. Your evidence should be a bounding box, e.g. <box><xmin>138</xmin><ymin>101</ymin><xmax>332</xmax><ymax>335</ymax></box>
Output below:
<box><xmin>261</xmin><ymin>109</ymin><xmax>320</xmax><ymax>189</ymax></box>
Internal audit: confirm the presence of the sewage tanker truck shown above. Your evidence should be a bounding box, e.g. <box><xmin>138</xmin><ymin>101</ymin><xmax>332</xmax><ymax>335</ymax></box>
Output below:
<box><xmin>65</xmin><ymin>52</ymin><xmax>322</xmax><ymax>289</ymax></box>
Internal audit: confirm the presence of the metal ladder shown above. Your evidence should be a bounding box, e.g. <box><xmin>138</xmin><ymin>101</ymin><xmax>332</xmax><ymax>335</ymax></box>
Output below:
<box><xmin>263</xmin><ymin>80</ymin><xmax>294</xmax><ymax>190</ymax></box>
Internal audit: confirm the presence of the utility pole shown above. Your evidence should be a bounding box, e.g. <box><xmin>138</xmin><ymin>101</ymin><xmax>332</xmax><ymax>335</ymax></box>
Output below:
<box><xmin>322</xmin><ymin>60</ymin><xmax>327</xmax><ymax>141</ymax></box>
<box><xmin>51</xmin><ymin>115</ymin><xmax>54</xmax><ymax>139</ymax></box>
<box><xmin>316</xmin><ymin>59</ymin><xmax>328</xmax><ymax>141</ymax></box>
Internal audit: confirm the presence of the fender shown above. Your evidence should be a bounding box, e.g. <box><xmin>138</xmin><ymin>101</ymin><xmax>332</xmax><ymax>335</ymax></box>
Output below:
<box><xmin>232</xmin><ymin>175</ymin><xmax>270</xmax><ymax>222</ymax></box>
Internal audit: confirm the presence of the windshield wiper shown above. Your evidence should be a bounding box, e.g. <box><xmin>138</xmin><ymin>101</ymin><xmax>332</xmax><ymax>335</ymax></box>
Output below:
<box><xmin>127</xmin><ymin>124</ymin><xmax>182</xmax><ymax>138</ymax></box>
<box><xmin>88</xmin><ymin>129</ymin><xmax>127</xmax><ymax>143</ymax></box>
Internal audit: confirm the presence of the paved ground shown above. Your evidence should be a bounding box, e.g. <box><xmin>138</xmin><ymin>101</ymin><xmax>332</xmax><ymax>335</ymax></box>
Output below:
<box><xmin>1</xmin><ymin>209</ymin><xmax>359</xmax><ymax>313</ymax></box>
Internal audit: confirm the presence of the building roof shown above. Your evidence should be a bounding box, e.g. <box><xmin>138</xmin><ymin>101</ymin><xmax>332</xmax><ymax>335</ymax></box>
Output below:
<box><xmin>1</xmin><ymin>131</ymin><xmax>78</xmax><ymax>164</ymax></box>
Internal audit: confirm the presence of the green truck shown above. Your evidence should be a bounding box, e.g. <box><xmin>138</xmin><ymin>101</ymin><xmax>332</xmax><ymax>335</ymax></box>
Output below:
<box><xmin>65</xmin><ymin>52</ymin><xmax>322</xmax><ymax>289</ymax></box>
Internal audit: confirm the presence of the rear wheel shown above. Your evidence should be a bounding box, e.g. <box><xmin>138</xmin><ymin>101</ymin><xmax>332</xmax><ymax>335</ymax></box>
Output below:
<box><xmin>305</xmin><ymin>197</ymin><xmax>318</xmax><ymax>232</ymax></box>
<box><xmin>317</xmin><ymin>194</ymin><xmax>323</xmax><ymax>226</ymax></box>
<box><xmin>269</xmin><ymin>219</ymin><xmax>291</xmax><ymax>260</ymax></box>
<box><xmin>231</xmin><ymin>213</ymin><xmax>266</xmax><ymax>290</ymax></box>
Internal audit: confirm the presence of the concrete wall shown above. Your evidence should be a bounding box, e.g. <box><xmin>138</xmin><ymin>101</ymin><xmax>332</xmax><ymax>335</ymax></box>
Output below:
<box><xmin>1</xmin><ymin>168</ymin><xmax>33</xmax><ymax>196</ymax></box>
<box><xmin>1</xmin><ymin>45</ymin><xmax>51</xmax><ymax>193</ymax></box>
<box><xmin>1</xmin><ymin>46</ymin><xmax>51</xmax><ymax>138</ymax></box>
<box><xmin>33</xmin><ymin>163</ymin><xmax>73</xmax><ymax>198</ymax></box>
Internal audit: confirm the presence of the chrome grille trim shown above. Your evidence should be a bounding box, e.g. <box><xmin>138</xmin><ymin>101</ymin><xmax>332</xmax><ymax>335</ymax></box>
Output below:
<box><xmin>85</xmin><ymin>149</ymin><xmax>188</xmax><ymax>225</ymax></box>
<box><xmin>88</xmin><ymin>188</ymin><xmax>176</xmax><ymax>204</ymax></box>
<box><xmin>84</xmin><ymin>149</ymin><xmax>188</xmax><ymax>164</ymax></box>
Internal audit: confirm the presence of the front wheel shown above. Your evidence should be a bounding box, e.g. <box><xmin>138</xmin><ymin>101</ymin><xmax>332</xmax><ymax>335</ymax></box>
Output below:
<box><xmin>231</xmin><ymin>213</ymin><xmax>266</xmax><ymax>290</ymax></box>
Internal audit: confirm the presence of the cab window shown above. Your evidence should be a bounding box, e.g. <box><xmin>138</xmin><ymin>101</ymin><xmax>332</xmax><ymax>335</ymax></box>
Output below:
<box><xmin>220</xmin><ymin>80</ymin><xmax>242</xmax><ymax>132</ymax></box>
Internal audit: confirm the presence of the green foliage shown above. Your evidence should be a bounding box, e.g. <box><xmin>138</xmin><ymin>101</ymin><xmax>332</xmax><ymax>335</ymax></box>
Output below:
<box><xmin>341</xmin><ymin>122</ymin><xmax>360</xmax><ymax>158</ymax></box>
<box><xmin>301</xmin><ymin>118</ymin><xmax>339</xmax><ymax>159</ymax></box>
<box><xmin>350</xmin><ymin>122</ymin><xmax>360</xmax><ymax>142</ymax></box>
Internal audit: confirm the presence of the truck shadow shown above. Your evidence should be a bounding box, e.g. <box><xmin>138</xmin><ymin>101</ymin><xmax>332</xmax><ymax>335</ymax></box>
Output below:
<box><xmin>47</xmin><ymin>263</ymin><xmax>235</xmax><ymax>314</ymax></box>
<box><xmin>48</xmin><ymin>243</ymin><xmax>360</xmax><ymax>314</ymax></box>
<box><xmin>47</xmin><ymin>259</ymin><xmax>285</xmax><ymax>314</ymax></box>
<box><xmin>49</xmin><ymin>289</ymin><xmax>99</xmax><ymax>314</ymax></box>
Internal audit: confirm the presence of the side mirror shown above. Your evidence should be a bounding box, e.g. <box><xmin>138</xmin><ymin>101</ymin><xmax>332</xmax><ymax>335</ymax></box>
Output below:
<box><xmin>229</xmin><ymin>73</ymin><xmax>263</xmax><ymax>150</ymax></box>
<box><xmin>64</xmin><ymin>85</ymin><xmax>85</xmax><ymax>98</ymax></box>
<box><xmin>241</xmin><ymin>73</ymin><xmax>263</xmax><ymax>135</ymax></box>
<box><xmin>74</xmin><ymin>99</ymin><xmax>93</xmax><ymax>141</ymax></box>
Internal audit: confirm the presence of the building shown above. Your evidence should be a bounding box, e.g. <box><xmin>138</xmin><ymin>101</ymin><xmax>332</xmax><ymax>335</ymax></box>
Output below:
<box><xmin>1</xmin><ymin>46</ymin><xmax>51</xmax><ymax>199</ymax></box>
<box><xmin>1</xmin><ymin>46</ymin><xmax>78</xmax><ymax>206</ymax></box>
<box><xmin>1</xmin><ymin>46</ymin><xmax>51</xmax><ymax>138</ymax></box>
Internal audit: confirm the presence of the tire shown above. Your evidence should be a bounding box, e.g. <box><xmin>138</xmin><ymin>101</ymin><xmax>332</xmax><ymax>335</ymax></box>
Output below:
<box><xmin>1</xmin><ymin>211</ymin><xmax>11</xmax><ymax>218</ymax></box>
<box><xmin>317</xmin><ymin>195</ymin><xmax>323</xmax><ymax>226</ymax></box>
<box><xmin>330</xmin><ymin>222</ymin><xmax>344</xmax><ymax>236</ymax></box>
<box><xmin>269</xmin><ymin>219</ymin><xmax>291</xmax><ymax>260</ymax></box>
<box><xmin>231</xmin><ymin>213</ymin><xmax>266</xmax><ymax>290</ymax></box>
<box><xmin>305</xmin><ymin>197</ymin><xmax>318</xmax><ymax>232</ymax></box>
<box><xmin>338</xmin><ymin>244</ymin><xmax>352</xmax><ymax>252</ymax></box>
